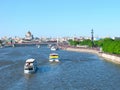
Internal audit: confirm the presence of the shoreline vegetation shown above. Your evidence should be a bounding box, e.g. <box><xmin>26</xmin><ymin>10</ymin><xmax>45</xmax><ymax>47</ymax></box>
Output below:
<box><xmin>60</xmin><ymin>46</ymin><xmax>120</xmax><ymax>64</ymax></box>
<box><xmin>66</xmin><ymin>38</ymin><xmax>120</xmax><ymax>64</ymax></box>
<box><xmin>68</xmin><ymin>38</ymin><xmax>120</xmax><ymax>54</ymax></box>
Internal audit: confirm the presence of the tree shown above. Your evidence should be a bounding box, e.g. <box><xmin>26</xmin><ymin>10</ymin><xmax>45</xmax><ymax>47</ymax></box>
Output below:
<box><xmin>68</xmin><ymin>40</ymin><xmax>79</xmax><ymax>46</ymax></box>
<box><xmin>79</xmin><ymin>39</ymin><xmax>92</xmax><ymax>47</ymax></box>
<box><xmin>0</xmin><ymin>40</ymin><xmax>2</xmax><ymax>46</ymax></box>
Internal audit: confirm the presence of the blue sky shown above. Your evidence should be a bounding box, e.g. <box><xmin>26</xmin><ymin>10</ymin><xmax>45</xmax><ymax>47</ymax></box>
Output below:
<box><xmin>0</xmin><ymin>0</ymin><xmax>120</xmax><ymax>38</ymax></box>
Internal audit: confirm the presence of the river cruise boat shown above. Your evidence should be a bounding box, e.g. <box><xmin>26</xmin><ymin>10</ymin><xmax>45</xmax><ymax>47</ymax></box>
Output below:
<box><xmin>50</xmin><ymin>46</ymin><xmax>57</xmax><ymax>51</ymax></box>
<box><xmin>51</xmin><ymin>45</ymin><xmax>59</xmax><ymax>51</ymax></box>
<box><xmin>36</xmin><ymin>45</ymin><xmax>40</xmax><ymax>48</ymax></box>
<box><xmin>49</xmin><ymin>53</ymin><xmax>59</xmax><ymax>62</ymax></box>
<box><xmin>24</xmin><ymin>58</ymin><xmax>37</xmax><ymax>74</ymax></box>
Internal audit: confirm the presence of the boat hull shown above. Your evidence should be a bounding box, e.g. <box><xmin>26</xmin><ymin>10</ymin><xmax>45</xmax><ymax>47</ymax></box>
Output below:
<box><xmin>24</xmin><ymin>70</ymin><xmax>35</xmax><ymax>74</ymax></box>
<box><xmin>24</xmin><ymin>67</ymin><xmax>37</xmax><ymax>74</ymax></box>
<box><xmin>51</xmin><ymin>48</ymin><xmax>56</xmax><ymax>51</ymax></box>
<box><xmin>49</xmin><ymin>59</ymin><xmax>59</xmax><ymax>62</ymax></box>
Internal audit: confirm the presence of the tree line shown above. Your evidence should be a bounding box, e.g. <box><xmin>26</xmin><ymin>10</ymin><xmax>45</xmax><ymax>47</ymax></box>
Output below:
<box><xmin>69</xmin><ymin>38</ymin><xmax>120</xmax><ymax>54</ymax></box>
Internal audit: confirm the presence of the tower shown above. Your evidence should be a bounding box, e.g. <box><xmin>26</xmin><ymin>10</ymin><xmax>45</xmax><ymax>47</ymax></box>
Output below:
<box><xmin>91</xmin><ymin>29</ymin><xmax>94</xmax><ymax>47</ymax></box>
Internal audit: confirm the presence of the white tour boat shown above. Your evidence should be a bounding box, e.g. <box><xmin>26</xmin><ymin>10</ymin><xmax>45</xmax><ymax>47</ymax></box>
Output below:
<box><xmin>24</xmin><ymin>58</ymin><xmax>37</xmax><ymax>74</ymax></box>
<box><xmin>50</xmin><ymin>46</ymin><xmax>58</xmax><ymax>51</ymax></box>
<box><xmin>50</xmin><ymin>46</ymin><xmax>56</xmax><ymax>51</ymax></box>
<box><xmin>49</xmin><ymin>53</ymin><xmax>59</xmax><ymax>62</ymax></box>
<box><xmin>36</xmin><ymin>44</ymin><xmax>40</xmax><ymax>48</ymax></box>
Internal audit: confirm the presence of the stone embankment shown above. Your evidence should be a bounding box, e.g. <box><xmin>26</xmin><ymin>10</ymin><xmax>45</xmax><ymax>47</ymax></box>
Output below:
<box><xmin>61</xmin><ymin>46</ymin><xmax>120</xmax><ymax>64</ymax></box>
<box><xmin>99</xmin><ymin>53</ymin><xmax>120</xmax><ymax>64</ymax></box>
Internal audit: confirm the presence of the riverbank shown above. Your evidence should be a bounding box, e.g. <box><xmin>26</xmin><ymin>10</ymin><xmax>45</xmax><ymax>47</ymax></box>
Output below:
<box><xmin>63</xmin><ymin>47</ymin><xmax>120</xmax><ymax>64</ymax></box>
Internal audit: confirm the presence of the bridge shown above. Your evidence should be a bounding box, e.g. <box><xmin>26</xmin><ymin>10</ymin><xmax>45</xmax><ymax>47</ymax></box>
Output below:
<box><xmin>14</xmin><ymin>41</ymin><xmax>58</xmax><ymax>47</ymax></box>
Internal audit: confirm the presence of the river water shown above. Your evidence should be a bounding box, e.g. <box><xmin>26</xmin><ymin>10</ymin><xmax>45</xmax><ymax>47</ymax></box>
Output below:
<box><xmin>0</xmin><ymin>46</ymin><xmax>120</xmax><ymax>90</ymax></box>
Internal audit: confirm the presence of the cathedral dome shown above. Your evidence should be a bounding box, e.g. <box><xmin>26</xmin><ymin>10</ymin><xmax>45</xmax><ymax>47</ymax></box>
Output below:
<box><xmin>25</xmin><ymin>31</ymin><xmax>33</xmax><ymax>40</ymax></box>
<box><xmin>26</xmin><ymin>31</ymin><xmax>32</xmax><ymax>37</ymax></box>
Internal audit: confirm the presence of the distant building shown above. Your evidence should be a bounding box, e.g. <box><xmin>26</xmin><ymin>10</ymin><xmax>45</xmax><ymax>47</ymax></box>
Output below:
<box><xmin>14</xmin><ymin>36</ymin><xmax>23</xmax><ymax>43</ymax></box>
<box><xmin>25</xmin><ymin>31</ymin><xmax>34</xmax><ymax>40</ymax></box>
<box><xmin>114</xmin><ymin>37</ymin><xmax>120</xmax><ymax>40</ymax></box>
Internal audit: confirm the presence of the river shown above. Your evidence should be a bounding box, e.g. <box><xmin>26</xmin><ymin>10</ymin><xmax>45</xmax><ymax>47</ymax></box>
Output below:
<box><xmin>0</xmin><ymin>46</ymin><xmax>120</xmax><ymax>90</ymax></box>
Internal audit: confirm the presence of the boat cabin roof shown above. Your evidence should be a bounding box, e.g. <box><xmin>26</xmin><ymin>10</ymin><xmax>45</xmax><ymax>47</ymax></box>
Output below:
<box><xmin>26</xmin><ymin>58</ymin><xmax>35</xmax><ymax>63</ymax></box>
<box><xmin>50</xmin><ymin>53</ymin><xmax>58</xmax><ymax>56</ymax></box>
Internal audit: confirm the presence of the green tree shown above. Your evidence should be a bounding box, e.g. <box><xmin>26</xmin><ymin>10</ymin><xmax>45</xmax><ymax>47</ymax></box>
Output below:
<box><xmin>0</xmin><ymin>40</ymin><xmax>2</xmax><ymax>46</ymax></box>
<box><xmin>68</xmin><ymin>40</ymin><xmax>79</xmax><ymax>46</ymax></box>
<box><xmin>79</xmin><ymin>39</ymin><xmax>92</xmax><ymax>47</ymax></box>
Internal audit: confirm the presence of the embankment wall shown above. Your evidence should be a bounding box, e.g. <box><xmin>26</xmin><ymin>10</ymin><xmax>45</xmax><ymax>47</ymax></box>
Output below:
<box><xmin>65</xmin><ymin>47</ymin><xmax>120</xmax><ymax>64</ymax></box>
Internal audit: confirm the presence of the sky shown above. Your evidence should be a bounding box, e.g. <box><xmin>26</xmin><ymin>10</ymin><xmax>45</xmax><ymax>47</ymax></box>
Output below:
<box><xmin>0</xmin><ymin>0</ymin><xmax>120</xmax><ymax>38</ymax></box>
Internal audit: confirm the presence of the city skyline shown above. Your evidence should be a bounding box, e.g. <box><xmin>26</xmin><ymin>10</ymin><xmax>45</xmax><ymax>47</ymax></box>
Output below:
<box><xmin>0</xmin><ymin>0</ymin><xmax>120</xmax><ymax>37</ymax></box>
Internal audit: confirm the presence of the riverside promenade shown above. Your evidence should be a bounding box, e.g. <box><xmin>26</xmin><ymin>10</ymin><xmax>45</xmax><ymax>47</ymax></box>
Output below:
<box><xmin>60</xmin><ymin>45</ymin><xmax>120</xmax><ymax>64</ymax></box>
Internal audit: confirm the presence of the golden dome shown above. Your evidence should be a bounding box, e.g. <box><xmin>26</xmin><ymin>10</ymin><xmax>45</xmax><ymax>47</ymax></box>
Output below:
<box><xmin>26</xmin><ymin>31</ymin><xmax>32</xmax><ymax>37</ymax></box>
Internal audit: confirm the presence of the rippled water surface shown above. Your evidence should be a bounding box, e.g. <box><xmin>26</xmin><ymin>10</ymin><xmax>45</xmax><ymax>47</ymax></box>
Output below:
<box><xmin>0</xmin><ymin>46</ymin><xmax>120</xmax><ymax>90</ymax></box>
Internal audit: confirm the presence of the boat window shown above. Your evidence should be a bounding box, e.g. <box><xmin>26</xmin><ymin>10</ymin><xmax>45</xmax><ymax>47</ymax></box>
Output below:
<box><xmin>51</xmin><ymin>55</ymin><xmax>58</xmax><ymax>56</ymax></box>
<box><xmin>29</xmin><ymin>68</ymin><xmax>33</xmax><ymax>70</ymax></box>
<box><xmin>25</xmin><ymin>67</ymin><xmax>33</xmax><ymax>70</ymax></box>
<box><xmin>25</xmin><ymin>68</ymin><xmax>29</xmax><ymax>70</ymax></box>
